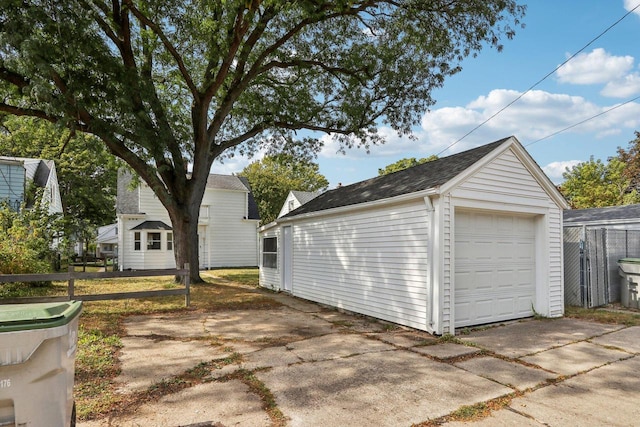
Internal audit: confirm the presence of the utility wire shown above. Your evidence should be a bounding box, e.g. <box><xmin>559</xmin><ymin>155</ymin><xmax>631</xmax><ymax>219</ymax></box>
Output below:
<box><xmin>525</xmin><ymin>93</ymin><xmax>640</xmax><ymax>147</ymax></box>
<box><xmin>437</xmin><ymin>2</ymin><xmax>640</xmax><ymax>156</ymax></box>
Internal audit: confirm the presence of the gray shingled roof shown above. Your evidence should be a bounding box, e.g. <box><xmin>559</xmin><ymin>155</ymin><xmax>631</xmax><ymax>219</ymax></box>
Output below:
<box><xmin>564</xmin><ymin>204</ymin><xmax>640</xmax><ymax>224</ymax></box>
<box><xmin>130</xmin><ymin>220</ymin><xmax>172</xmax><ymax>230</ymax></box>
<box><xmin>206</xmin><ymin>174</ymin><xmax>251</xmax><ymax>191</ymax></box>
<box><xmin>292</xmin><ymin>190</ymin><xmax>321</xmax><ymax>205</ymax></box>
<box><xmin>238</xmin><ymin>176</ymin><xmax>260</xmax><ymax>220</ymax></box>
<box><xmin>283</xmin><ymin>137</ymin><xmax>510</xmax><ymax>218</ymax></box>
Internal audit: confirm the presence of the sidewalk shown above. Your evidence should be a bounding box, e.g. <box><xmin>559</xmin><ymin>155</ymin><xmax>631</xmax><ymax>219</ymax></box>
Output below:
<box><xmin>79</xmin><ymin>293</ymin><xmax>640</xmax><ymax>427</ymax></box>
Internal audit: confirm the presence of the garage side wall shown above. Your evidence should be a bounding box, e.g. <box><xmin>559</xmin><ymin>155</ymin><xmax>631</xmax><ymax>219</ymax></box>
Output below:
<box><xmin>441</xmin><ymin>148</ymin><xmax>563</xmax><ymax>333</ymax></box>
<box><xmin>288</xmin><ymin>200</ymin><xmax>430</xmax><ymax>330</ymax></box>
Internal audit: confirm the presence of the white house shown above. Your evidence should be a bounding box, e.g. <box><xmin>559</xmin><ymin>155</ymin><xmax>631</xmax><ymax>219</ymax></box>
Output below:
<box><xmin>117</xmin><ymin>172</ymin><xmax>260</xmax><ymax>270</ymax></box>
<box><xmin>95</xmin><ymin>223</ymin><xmax>118</xmax><ymax>258</ymax></box>
<box><xmin>259</xmin><ymin>137</ymin><xmax>568</xmax><ymax>335</ymax></box>
<box><xmin>0</xmin><ymin>157</ymin><xmax>63</xmax><ymax>214</ymax></box>
<box><xmin>277</xmin><ymin>190</ymin><xmax>322</xmax><ymax>218</ymax></box>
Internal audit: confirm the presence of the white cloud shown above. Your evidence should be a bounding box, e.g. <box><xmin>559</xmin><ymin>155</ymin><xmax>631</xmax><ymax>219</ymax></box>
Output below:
<box><xmin>318</xmin><ymin>87</ymin><xmax>640</xmax><ymax>161</ymax></box>
<box><xmin>625</xmin><ymin>0</ymin><xmax>640</xmax><ymax>16</ymax></box>
<box><xmin>601</xmin><ymin>72</ymin><xmax>640</xmax><ymax>97</ymax></box>
<box><xmin>556</xmin><ymin>48</ymin><xmax>634</xmax><ymax>85</ymax></box>
<box><xmin>542</xmin><ymin>160</ymin><xmax>582</xmax><ymax>183</ymax></box>
<box><xmin>318</xmin><ymin>126</ymin><xmax>441</xmax><ymax>160</ymax></box>
<box><xmin>421</xmin><ymin>89</ymin><xmax>640</xmax><ymax>150</ymax></box>
<box><xmin>210</xmin><ymin>149</ymin><xmax>266</xmax><ymax>175</ymax></box>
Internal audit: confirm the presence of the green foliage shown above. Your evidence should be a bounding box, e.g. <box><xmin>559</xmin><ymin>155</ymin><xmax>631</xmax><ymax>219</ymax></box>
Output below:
<box><xmin>378</xmin><ymin>155</ymin><xmax>438</xmax><ymax>175</ymax></box>
<box><xmin>0</xmin><ymin>1</ymin><xmax>526</xmax><ymax>280</ymax></box>
<box><xmin>616</xmin><ymin>131</ymin><xmax>640</xmax><ymax>192</ymax></box>
<box><xmin>561</xmin><ymin>156</ymin><xmax>640</xmax><ymax>209</ymax></box>
<box><xmin>0</xmin><ymin>115</ymin><xmax>119</xmax><ymax>239</ymax></box>
<box><xmin>0</xmin><ymin>200</ymin><xmax>62</xmax><ymax>277</ymax></box>
<box><xmin>241</xmin><ymin>155</ymin><xmax>328</xmax><ymax>224</ymax></box>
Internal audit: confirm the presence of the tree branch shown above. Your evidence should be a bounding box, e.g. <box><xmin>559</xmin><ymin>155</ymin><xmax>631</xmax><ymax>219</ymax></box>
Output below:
<box><xmin>0</xmin><ymin>67</ymin><xmax>30</xmax><ymax>89</ymax></box>
<box><xmin>124</xmin><ymin>0</ymin><xmax>199</xmax><ymax>98</ymax></box>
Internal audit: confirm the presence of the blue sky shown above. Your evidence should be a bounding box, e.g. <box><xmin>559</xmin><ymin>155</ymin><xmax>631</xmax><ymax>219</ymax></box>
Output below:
<box><xmin>213</xmin><ymin>0</ymin><xmax>640</xmax><ymax>188</ymax></box>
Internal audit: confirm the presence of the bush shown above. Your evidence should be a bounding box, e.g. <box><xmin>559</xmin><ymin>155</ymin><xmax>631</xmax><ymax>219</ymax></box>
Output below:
<box><xmin>0</xmin><ymin>202</ymin><xmax>61</xmax><ymax>281</ymax></box>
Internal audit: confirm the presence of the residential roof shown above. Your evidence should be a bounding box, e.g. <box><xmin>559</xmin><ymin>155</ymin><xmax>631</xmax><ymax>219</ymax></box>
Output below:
<box><xmin>206</xmin><ymin>174</ymin><xmax>251</xmax><ymax>191</ymax></box>
<box><xmin>238</xmin><ymin>176</ymin><xmax>260</xmax><ymax>220</ymax></box>
<box><xmin>96</xmin><ymin>223</ymin><xmax>118</xmax><ymax>244</ymax></box>
<box><xmin>291</xmin><ymin>190</ymin><xmax>322</xmax><ymax>205</ymax></box>
<box><xmin>130</xmin><ymin>220</ymin><xmax>172</xmax><ymax>231</ymax></box>
<box><xmin>117</xmin><ymin>171</ymin><xmax>260</xmax><ymax>220</ymax></box>
<box><xmin>563</xmin><ymin>204</ymin><xmax>640</xmax><ymax>225</ymax></box>
<box><xmin>283</xmin><ymin>137</ymin><xmax>511</xmax><ymax>218</ymax></box>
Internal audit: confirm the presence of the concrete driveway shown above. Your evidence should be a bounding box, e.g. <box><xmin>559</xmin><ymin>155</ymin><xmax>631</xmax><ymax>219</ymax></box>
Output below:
<box><xmin>79</xmin><ymin>292</ymin><xmax>640</xmax><ymax>427</ymax></box>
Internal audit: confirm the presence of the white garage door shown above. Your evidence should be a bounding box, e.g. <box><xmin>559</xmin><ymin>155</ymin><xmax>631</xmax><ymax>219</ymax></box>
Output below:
<box><xmin>454</xmin><ymin>210</ymin><xmax>536</xmax><ymax>328</ymax></box>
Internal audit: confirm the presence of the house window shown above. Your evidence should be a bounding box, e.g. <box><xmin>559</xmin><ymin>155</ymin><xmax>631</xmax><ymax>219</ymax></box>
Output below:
<box><xmin>147</xmin><ymin>232</ymin><xmax>161</xmax><ymax>250</ymax></box>
<box><xmin>288</xmin><ymin>200</ymin><xmax>295</xmax><ymax>211</ymax></box>
<box><xmin>134</xmin><ymin>232</ymin><xmax>141</xmax><ymax>251</ymax></box>
<box><xmin>263</xmin><ymin>237</ymin><xmax>277</xmax><ymax>269</ymax></box>
<box><xmin>167</xmin><ymin>232</ymin><xmax>173</xmax><ymax>251</ymax></box>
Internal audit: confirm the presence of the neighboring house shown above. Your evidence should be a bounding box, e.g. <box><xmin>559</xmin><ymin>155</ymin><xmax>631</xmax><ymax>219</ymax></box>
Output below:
<box><xmin>563</xmin><ymin>204</ymin><xmax>640</xmax><ymax>308</ymax></box>
<box><xmin>277</xmin><ymin>190</ymin><xmax>322</xmax><ymax>218</ymax></box>
<box><xmin>0</xmin><ymin>156</ymin><xmax>63</xmax><ymax>214</ymax></box>
<box><xmin>96</xmin><ymin>223</ymin><xmax>118</xmax><ymax>258</ymax></box>
<box><xmin>117</xmin><ymin>171</ymin><xmax>260</xmax><ymax>270</ymax></box>
<box><xmin>259</xmin><ymin>136</ymin><xmax>568</xmax><ymax>335</ymax></box>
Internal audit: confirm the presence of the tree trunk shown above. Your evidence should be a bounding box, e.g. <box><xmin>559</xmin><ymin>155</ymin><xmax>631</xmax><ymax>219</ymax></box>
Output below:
<box><xmin>168</xmin><ymin>203</ymin><xmax>204</xmax><ymax>284</ymax></box>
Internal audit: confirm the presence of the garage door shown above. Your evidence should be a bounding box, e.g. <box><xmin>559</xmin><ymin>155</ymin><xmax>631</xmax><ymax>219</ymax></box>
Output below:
<box><xmin>454</xmin><ymin>210</ymin><xmax>536</xmax><ymax>327</ymax></box>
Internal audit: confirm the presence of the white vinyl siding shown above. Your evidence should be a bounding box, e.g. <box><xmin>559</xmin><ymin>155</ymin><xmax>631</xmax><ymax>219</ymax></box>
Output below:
<box><xmin>259</xmin><ymin>228</ymin><xmax>281</xmax><ymax>290</ymax></box>
<box><xmin>119</xmin><ymin>183</ymin><xmax>258</xmax><ymax>270</ymax></box>
<box><xmin>258</xmin><ymin>141</ymin><xmax>565</xmax><ymax>335</ymax></box>
<box><xmin>547</xmin><ymin>203</ymin><xmax>564</xmax><ymax>317</ymax></box>
<box><xmin>207</xmin><ymin>190</ymin><xmax>258</xmax><ymax>267</ymax></box>
<box><xmin>290</xmin><ymin>201</ymin><xmax>429</xmax><ymax>330</ymax></box>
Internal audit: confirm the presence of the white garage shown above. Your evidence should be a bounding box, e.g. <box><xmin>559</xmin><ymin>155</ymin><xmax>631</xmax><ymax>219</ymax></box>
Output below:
<box><xmin>259</xmin><ymin>137</ymin><xmax>568</xmax><ymax>335</ymax></box>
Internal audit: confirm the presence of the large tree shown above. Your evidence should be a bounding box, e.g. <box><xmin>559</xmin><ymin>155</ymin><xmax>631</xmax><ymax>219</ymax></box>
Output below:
<box><xmin>617</xmin><ymin>131</ymin><xmax>640</xmax><ymax>192</ymax></box>
<box><xmin>560</xmin><ymin>156</ymin><xmax>640</xmax><ymax>209</ymax></box>
<box><xmin>0</xmin><ymin>1</ymin><xmax>525</xmax><ymax>282</ymax></box>
<box><xmin>241</xmin><ymin>154</ymin><xmax>328</xmax><ymax>225</ymax></box>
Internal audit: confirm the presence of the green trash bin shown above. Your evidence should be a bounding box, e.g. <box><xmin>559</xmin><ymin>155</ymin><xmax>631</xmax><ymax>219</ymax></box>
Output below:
<box><xmin>0</xmin><ymin>301</ymin><xmax>82</xmax><ymax>427</ymax></box>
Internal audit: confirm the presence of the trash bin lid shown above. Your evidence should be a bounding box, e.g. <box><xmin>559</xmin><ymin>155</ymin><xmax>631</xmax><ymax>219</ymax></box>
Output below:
<box><xmin>619</xmin><ymin>258</ymin><xmax>640</xmax><ymax>264</ymax></box>
<box><xmin>0</xmin><ymin>301</ymin><xmax>82</xmax><ymax>332</ymax></box>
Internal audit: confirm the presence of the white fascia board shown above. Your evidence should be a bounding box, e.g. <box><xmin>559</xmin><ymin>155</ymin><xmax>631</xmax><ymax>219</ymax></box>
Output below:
<box><xmin>509</xmin><ymin>140</ymin><xmax>570</xmax><ymax>210</ymax></box>
<box><xmin>258</xmin><ymin>220</ymin><xmax>280</xmax><ymax>233</ymax></box>
<box><xmin>276</xmin><ymin>187</ymin><xmax>440</xmax><ymax>224</ymax></box>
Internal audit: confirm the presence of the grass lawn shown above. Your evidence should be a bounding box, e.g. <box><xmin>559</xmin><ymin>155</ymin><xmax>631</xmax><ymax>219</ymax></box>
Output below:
<box><xmin>1</xmin><ymin>268</ymin><xmax>279</xmax><ymax>420</ymax></box>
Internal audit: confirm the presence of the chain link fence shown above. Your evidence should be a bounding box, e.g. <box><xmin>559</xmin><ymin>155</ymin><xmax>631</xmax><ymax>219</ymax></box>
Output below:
<box><xmin>564</xmin><ymin>226</ymin><xmax>640</xmax><ymax>308</ymax></box>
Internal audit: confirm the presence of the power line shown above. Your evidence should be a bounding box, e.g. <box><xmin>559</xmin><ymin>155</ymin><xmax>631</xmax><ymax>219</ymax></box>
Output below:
<box><xmin>525</xmin><ymin>93</ymin><xmax>640</xmax><ymax>147</ymax></box>
<box><xmin>436</xmin><ymin>2</ymin><xmax>640</xmax><ymax>156</ymax></box>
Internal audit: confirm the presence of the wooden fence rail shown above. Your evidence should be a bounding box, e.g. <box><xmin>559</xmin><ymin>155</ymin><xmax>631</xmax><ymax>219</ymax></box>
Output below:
<box><xmin>0</xmin><ymin>264</ymin><xmax>190</xmax><ymax>306</ymax></box>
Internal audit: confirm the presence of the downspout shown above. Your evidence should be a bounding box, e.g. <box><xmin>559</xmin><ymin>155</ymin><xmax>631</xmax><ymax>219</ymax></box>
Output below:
<box><xmin>424</xmin><ymin>196</ymin><xmax>436</xmax><ymax>331</ymax></box>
